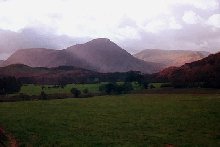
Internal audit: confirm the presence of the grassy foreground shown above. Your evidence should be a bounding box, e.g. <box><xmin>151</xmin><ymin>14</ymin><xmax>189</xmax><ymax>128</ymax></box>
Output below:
<box><xmin>0</xmin><ymin>94</ymin><xmax>220</xmax><ymax>146</ymax></box>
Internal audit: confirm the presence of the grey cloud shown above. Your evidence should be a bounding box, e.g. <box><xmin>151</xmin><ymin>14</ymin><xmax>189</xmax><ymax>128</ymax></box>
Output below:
<box><xmin>117</xmin><ymin>4</ymin><xmax>220</xmax><ymax>54</ymax></box>
<box><xmin>120</xmin><ymin>24</ymin><xmax>220</xmax><ymax>54</ymax></box>
<box><xmin>118</xmin><ymin>15</ymin><xmax>137</xmax><ymax>28</ymax></box>
<box><xmin>0</xmin><ymin>27</ymin><xmax>90</xmax><ymax>59</ymax></box>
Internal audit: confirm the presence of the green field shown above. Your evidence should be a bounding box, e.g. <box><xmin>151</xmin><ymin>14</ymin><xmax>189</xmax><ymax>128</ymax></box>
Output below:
<box><xmin>20</xmin><ymin>84</ymin><xmax>102</xmax><ymax>95</ymax></box>
<box><xmin>19</xmin><ymin>82</ymin><xmax>142</xmax><ymax>96</ymax></box>
<box><xmin>0</xmin><ymin>94</ymin><xmax>220</xmax><ymax>146</ymax></box>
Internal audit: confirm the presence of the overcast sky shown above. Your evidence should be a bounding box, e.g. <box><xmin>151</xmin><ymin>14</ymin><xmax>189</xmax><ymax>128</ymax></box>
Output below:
<box><xmin>0</xmin><ymin>0</ymin><xmax>220</xmax><ymax>59</ymax></box>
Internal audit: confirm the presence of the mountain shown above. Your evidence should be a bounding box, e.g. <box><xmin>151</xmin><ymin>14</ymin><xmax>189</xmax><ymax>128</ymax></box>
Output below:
<box><xmin>3</xmin><ymin>48</ymin><xmax>91</xmax><ymax>69</ymax></box>
<box><xmin>155</xmin><ymin>52</ymin><xmax>220</xmax><ymax>88</ymax></box>
<box><xmin>3</xmin><ymin>38</ymin><xmax>161</xmax><ymax>73</ymax></box>
<box><xmin>66</xmin><ymin>38</ymin><xmax>161</xmax><ymax>73</ymax></box>
<box><xmin>134</xmin><ymin>49</ymin><xmax>210</xmax><ymax>68</ymax></box>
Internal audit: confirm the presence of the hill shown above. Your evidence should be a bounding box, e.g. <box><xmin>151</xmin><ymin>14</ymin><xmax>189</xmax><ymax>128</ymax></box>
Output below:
<box><xmin>0</xmin><ymin>60</ymin><xmax>3</xmax><ymax>66</ymax></box>
<box><xmin>0</xmin><ymin>64</ymin><xmax>99</xmax><ymax>84</ymax></box>
<box><xmin>155</xmin><ymin>52</ymin><xmax>220</xmax><ymax>88</ymax></box>
<box><xmin>0</xmin><ymin>64</ymin><xmax>138</xmax><ymax>84</ymax></box>
<box><xmin>3</xmin><ymin>48</ymin><xmax>92</xmax><ymax>70</ymax></box>
<box><xmin>134</xmin><ymin>49</ymin><xmax>209</xmax><ymax>68</ymax></box>
<box><xmin>3</xmin><ymin>38</ymin><xmax>161</xmax><ymax>73</ymax></box>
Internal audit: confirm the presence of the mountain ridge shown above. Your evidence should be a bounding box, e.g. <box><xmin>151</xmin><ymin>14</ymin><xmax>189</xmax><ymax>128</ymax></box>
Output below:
<box><xmin>134</xmin><ymin>49</ymin><xmax>210</xmax><ymax>68</ymax></box>
<box><xmin>2</xmin><ymin>38</ymin><xmax>161</xmax><ymax>73</ymax></box>
<box><xmin>155</xmin><ymin>52</ymin><xmax>220</xmax><ymax>88</ymax></box>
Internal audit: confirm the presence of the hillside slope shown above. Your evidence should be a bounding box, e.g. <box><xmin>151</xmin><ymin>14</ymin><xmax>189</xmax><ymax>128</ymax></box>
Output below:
<box><xmin>66</xmin><ymin>38</ymin><xmax>161</xmax><ymax>73</ymax></box>
<box><xmin>155</xmin><ymin>52</ymin><xmax>220</xmax><ymax>88</ymax></box>
<box><xmin>0</xmin><ymin>64</ymin><xmax>99</xmax><ymax>84</ymax></box>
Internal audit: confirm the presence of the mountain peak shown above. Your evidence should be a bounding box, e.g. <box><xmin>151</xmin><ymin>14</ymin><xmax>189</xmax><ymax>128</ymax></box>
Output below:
<box><xmin>90</xmin><ymin>38</ymin><xmax>111</xmax><ymax>42</ymax></box>
<box><xmin>85</xmin><ymin>38</ymin><xmax>113</xmax><ymax>46</ymax></box>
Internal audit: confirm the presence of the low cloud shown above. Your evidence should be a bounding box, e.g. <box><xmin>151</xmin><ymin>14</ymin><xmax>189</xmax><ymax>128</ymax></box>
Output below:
<box><xmin>0</xmin><ymin>0</ymin><xmax>219</xmax><ymax>59</ymax></box>
<box><xmin>120</xmin><ymin>24</ymin><xmax>220</xmax><ymax>54</ymax></box>
<box><xmin>0</xmin><ymin>27</ymin><xmax>90</xmax><ymax>59</ymax></box>
<box><xmin>182</xmin><ymin>11</ymin><xmax>203</xmax><ymax>24</ymax></box>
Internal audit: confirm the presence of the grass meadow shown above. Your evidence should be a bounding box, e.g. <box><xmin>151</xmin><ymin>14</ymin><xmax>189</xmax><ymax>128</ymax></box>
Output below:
<box><xmin>0</xmin><ymin>94</ymin><xmax>219</xmax><ymax>146</ymax></box>
<box><xmin>20</xmin><ymin>84</ymin><xmax>102</xmax><ymax>95</ymax></box>
<box><xmin>19</xmin><ymin>82</ymin><xmax>142</xmax><ymax>96</ymax></box>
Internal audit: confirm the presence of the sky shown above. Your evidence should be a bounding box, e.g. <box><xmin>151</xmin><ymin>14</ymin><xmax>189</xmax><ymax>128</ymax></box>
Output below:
<box><xmin>0</xmin><ymin>0</ymin><xmax>220</xmax><ymax>59</ymax></box>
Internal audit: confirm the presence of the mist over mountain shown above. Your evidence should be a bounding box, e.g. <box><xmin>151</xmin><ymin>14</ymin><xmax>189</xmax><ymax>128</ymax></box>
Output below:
<box><xmin>0</xmin><ymin>28</ymin><xmax>90</xmax><ymax>59</ymax></box>
<box><xmin>134</xmin><ymin>49</ymin><xmax>210</xmax><ymax>68</ymax></box>
<box><xmin>3</xmin><ymin>38</ymin><xmax>161</xmax><ymax>73</ymax></box>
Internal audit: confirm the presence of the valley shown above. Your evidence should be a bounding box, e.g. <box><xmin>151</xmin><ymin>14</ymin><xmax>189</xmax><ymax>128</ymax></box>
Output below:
<box><xmin>0</xmin><ymin>39</ymin><xmax>219</xmax><ymax>146</ymax></box>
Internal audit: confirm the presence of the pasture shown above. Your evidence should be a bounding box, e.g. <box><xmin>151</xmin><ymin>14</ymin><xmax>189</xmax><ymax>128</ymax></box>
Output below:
<box><xmin>20</xmin><ymin>84</ymin><xmax>102</xmax><ymax>95</ymax></box>
<box><xmin>0</xmin><ymin>94</ymin><xmax>219</xmax><ymax>146</ymax></box>
<box><xmin>19</xmin><ymin>82</ymin><xmax>142</xmax><ymax>96</ymax></box>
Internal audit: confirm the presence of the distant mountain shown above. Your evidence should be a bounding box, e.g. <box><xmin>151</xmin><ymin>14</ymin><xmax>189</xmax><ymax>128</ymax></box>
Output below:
<box><xmin>3</xmin><ymin>48</ymin><xmax>92</xmax><ymax>69</ymax></box>
<box><xmin>155</xmin><ymin>52</ymin><xmax>220</xmax><ymax>88</ymax></box>
<box><xmin>3</xmin><ymin>38</ymin><xmax>161</xmax><ymax>73</ymax></box>
<box><xmin>134</xmin><ymin>49</ymin><xmax>210</xmax><ymax>68</ymax></box>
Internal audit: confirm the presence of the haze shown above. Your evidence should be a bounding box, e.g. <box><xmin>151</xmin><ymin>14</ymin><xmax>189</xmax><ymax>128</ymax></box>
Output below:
<box><xmin>0</xmin><ymin>0</ymin><xmax>220</xmax><ymax>59</ymax></box>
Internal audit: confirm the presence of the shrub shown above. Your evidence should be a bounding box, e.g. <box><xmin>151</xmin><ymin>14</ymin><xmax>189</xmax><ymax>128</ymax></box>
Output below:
<box><xmin>160</xmin><ymin>83</ymin><xmax>173</xmax><ymax>88</ymax></box>
<box><xmin>141</xmin><ymin>81</ymin><xmax>149</xmax><ymax>89</ymax></box>
<box><xmin>71</xmin><ymin>88</ymin><xmax>81</xmax><ymax>98</ymax></box>
<box><xmin>40</xmin><ymin>91</ymin><xmax>47</xmax><ymax>100</ymax></box>
<box><xmin>149</xmin><ymin>84</ymin><xmax>155</xmax><ymax>89</ymax></box>
<box><xmin>122</xmin><ymin>82</ymin><xmax>133</xmax><ymax>92</ymax></box>
<box><xmin>83</xmin><ymin>88</ymin><xmax>89</xmax><ymax>94</ymax></box>
<box><xmin>0</xmin><ymin>77</ymin><xmax>22</xmax><ymax>95</ymax></box>
<box><xmin>99</xmin><ymin>82</ymin><xmax>133</xmax><ymax>95</ymax></box>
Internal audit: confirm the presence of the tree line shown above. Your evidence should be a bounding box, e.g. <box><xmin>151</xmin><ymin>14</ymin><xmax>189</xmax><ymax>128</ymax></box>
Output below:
<box><xmin>0</xmin><ymin>77</ymin><xmax>22</xmax><ymax>95</ymax></box>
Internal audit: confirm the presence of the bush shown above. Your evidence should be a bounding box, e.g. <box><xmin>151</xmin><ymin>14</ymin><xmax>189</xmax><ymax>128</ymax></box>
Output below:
<box><xmin>160</xmin><ymin>83</ymin><xmax>173</xmax><ymax>88</ymax></box>
<box><xmin>99</xmin><ymin>82</ymin><xmax>133</xmax><ymax>95</ymax></box>
<box><xmin>0</xmin><ymin>77</ymin><xmax>22</xmax><ymax>95</ymax></box>
<box><xmin>141</xmin><ymin>81</ymin><xmax>149</xmax><ymax>89</ymax></box>
<box><xmin>83</xmin><ymin>88</ymin><xmax>89</xmax><ymax>94</ymax></box>
<box><xmin>122</xmin><ymin>82</ymin><xmax>133</xmax><ymax>92</ymax></box>
<box><xmin>40</xmin><ymin>91</ymin><xmax>47</xmax><ymax>100</ymax></box>
<box><xmin>71</xmin><ymin>88</ymin><xmax>81</xmax><ymax>98</ymax></box>
<box><xmin>149</xmin><ymin>84</ymin><xmax>155</xmax><ymax>89</ymax></box>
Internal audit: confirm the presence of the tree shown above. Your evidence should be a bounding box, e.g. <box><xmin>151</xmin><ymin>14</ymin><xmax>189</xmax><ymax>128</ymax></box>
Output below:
<box><xmin>149</xmin><ymin>84</ymin><xmax>155</xmax><ymax>89</ymax></box>
<box><xmin>83</xmin><ymin>88</ymin><xmax>89</xmax><ymax>94</ymax></box>
<box><xmin>40</xmin><ymin>91</ymin><xmax>47</xmax><ymax>100</ymax></box>
<box><xmin>71</xmin><ymin>88</ymin><xmax>81</xmax><ymax>98</ymax></box>
<box><xmin>141</xmin><ymin>81</ymin><xmax>149</xmax><ymax>89</ymax></box>
<box><xmin>0</xmin><ymin>77</ymin><xmax>22</xmax><ymax>95</ymax></box>
<box><xmin>122</xmin><ymin>82</ymin><xmax>133</xmax><ymax>92</ymax></box>
<box><xmin>99</xmin><ymin>82</ymin><xmax>134</xmax><ymax>95</ymax></box>
<box><xmin>125</xmin><ymin>71</ymin><xmax>148</xmax><ymax>88</ymax></box>
<box><xmin>99</xmin><ymin>83</ymin><xmax>117</xmax><ymax>94</ymax></box>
